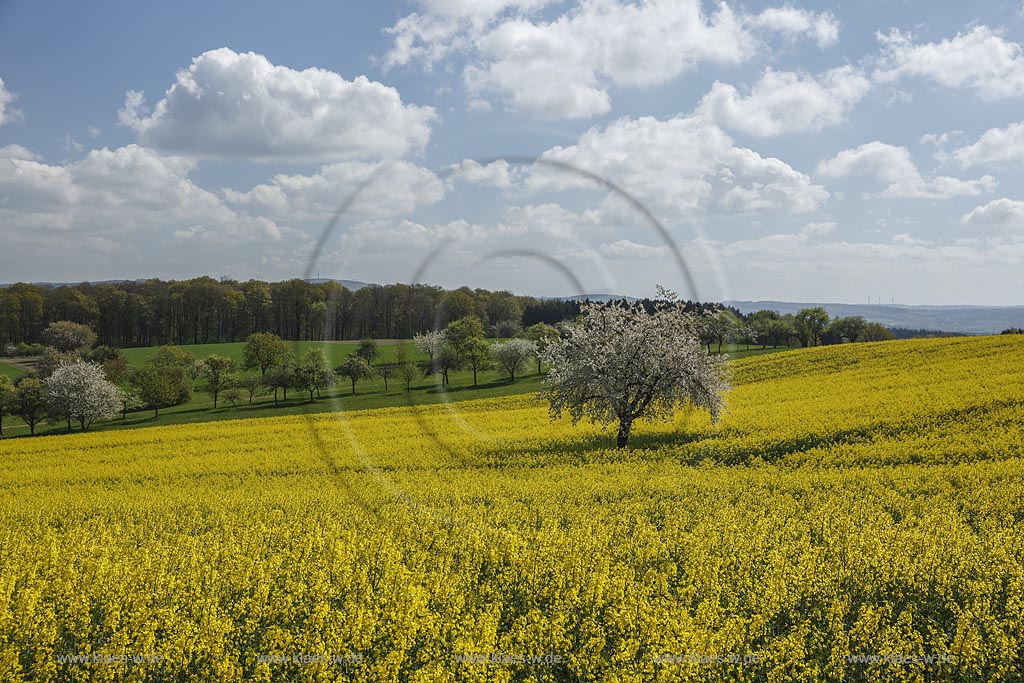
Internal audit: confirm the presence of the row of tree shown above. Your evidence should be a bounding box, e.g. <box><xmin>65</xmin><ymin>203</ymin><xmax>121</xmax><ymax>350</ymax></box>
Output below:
<box><xmin>699</xmin><ymin>307</ymin><xmax>895</xmax><ymax>351</ymax></box>
<box><xmin>412</xmin><ymin>318</ymin><xmax>557</xmax><ymax>386</ymax></box>
<box><xmin>0</xmin><ymin>317</ymin><xmax>558</xmax><ymax>436</ymax></box>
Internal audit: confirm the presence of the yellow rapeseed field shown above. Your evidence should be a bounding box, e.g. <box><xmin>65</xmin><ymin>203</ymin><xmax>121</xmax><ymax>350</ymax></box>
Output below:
<box><xmin>1</xmin><ymin>335</ymin><xmax>1023</xmax><ymax>682</ymax></box>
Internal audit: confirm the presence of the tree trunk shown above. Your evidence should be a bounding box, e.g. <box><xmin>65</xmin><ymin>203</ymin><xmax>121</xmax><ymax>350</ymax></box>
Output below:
<box><xmin>383</xmin><ymin>376</ymin><xmax>388</xmax><ymax>391</ymax></box>
<box><xmin>351</xmin><ymin>379</ymin><xmax>356</xmax><ymax>395</ymax></box>
<box><xmin>616</xmin><ymin>419</ymin><xmax>632</xmax><ymax>449</ymax></box>
<box><xmin>66</xmin><ymin>418</ymin><xmax>72</xmax><ymax>433</ymax></box>
<box><xmin>472</xmin><ymin>369</ymin><xmax>477</xmax><ymax>386</ymax></box>
<box><xmin>537</xmin><ymin>358</ymin><xmax>542</xmax><ymax>375</ymax></box>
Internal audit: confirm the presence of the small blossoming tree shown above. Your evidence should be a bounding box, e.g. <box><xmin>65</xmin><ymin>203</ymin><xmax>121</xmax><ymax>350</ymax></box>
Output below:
<box><xmin>43</xmin><ymin>360</ymin><xmax>125</xmax><ymax>432</ymax></box>
<box><xmin>492</xmin><ymin>339</ymin><xmax>536</xmax><ymax>382</ymax></box>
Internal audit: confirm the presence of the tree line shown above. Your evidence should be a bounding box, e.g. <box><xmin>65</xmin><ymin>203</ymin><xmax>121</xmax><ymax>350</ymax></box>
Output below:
<box><xmin>0</xmin><ymin>278</ymin><xmax>577</xmax><ymax>349</ymax></box>
<box><xmin>0</xmin><ymin>277</ymin><xmax>742</xmax><ymax>350</ymax></box>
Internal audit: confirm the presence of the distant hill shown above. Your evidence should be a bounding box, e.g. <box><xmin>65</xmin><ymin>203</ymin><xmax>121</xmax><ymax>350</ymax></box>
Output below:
<box><xmin>303</xmin><ymin>278</ymin><xmax>370</xmax><ymax>290</ymax></box>
<box><xmin>307</xmin><ymin>288</ymin><xmax>638</xmax><ymax>302</ymax></box>
<box><xmin>726</xmin><ymin>300</ymin><xmax>1024</xmax><ymax>335</ymax></box>
<box><xmin>538</xmin><ymin>294</ymin><xmax>638</xmax><ymax>302</ymax></box>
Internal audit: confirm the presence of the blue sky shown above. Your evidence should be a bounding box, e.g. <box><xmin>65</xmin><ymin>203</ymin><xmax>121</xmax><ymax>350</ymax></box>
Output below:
<box><xmin>2</xmin><ymin>0</ymin><xmax>1024</xmax><ymax>304</ymax></box>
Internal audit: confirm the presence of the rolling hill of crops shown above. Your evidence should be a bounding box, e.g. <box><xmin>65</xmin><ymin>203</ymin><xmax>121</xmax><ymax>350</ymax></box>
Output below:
<box><xmin>1</xmin><ymin>335</ymin><xmax>1023</xmax><ymax>682</ymax></box>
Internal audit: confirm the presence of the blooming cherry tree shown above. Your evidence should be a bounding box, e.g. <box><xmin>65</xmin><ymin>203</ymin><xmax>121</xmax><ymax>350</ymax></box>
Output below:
<box><xmin>540</xmin><ymin>288</ymin><xmax>730</xmax><ymax>448</ymax></box>
<box><xmin>492</xmin><ymin>339</ymin><xmax>536</xmax><ymax>382</ymax></box>
<box><xmin>43</xmin><ymin>360</ymin><xmax>126</xmax><ymax>432</ymax></box>
<box><xmin>414</xmin><ymin>330</ymin><xmax>459</xmax><ymax>385</ymax></box>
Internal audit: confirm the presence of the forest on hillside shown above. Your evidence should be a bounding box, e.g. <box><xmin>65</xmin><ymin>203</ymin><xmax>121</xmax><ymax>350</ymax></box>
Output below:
<box><xmin>0</xmin><ymin>277</ymin><xmax>731</xmax><ymax>348</ymax></box>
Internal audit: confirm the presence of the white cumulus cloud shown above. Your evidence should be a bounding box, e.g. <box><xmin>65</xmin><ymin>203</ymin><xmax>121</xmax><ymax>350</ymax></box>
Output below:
<box><xmin>697</xmin><ymin>66</ymin><xmax>869</xmax><ymax>137</ymax></box>
<box><xmin>530</xmin><ymin>114</ymin><xmax>828</xmax><ymax>213</ymax></box>
<box><xmin>817</xmin><ymin>141</ymin><xmax>996</xmax><ymax>199</ymax></box>
<box><xmin>120</xmin><ymin>48</ymin><xmax>437</xmax><ymax>162</ymax></box>
<box><xmin>746</xmin><ymin>6</ymin><xmax>839</xmax><ymax>48</ymax></box>
<box><xmin>447</xmin><ymin>159</ymin><xmax>516</xmax><ymax>188</ymax></box>
<box><xmin>952</xmin><ymin>122</ymin><xmax>1024</xmax><ymax>168</ymax></box>
<box><xmin>961</xmin><ymin>198</ymin><xmax>1024</xmax><ymax>229</ymax></box>
<box><xmin>874</xmin><ymin>26</ymin><xmax>1024</xmax><ymax>99</ymax></box>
